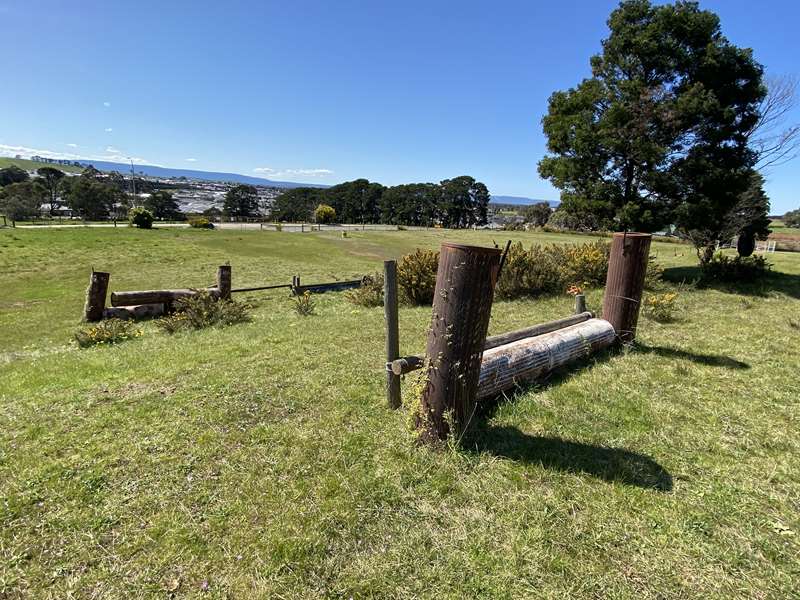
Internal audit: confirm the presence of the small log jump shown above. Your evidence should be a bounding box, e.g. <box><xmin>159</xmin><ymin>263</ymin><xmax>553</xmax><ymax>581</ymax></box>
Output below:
<box><xmin>383</xmin><ymin>233</ymin><xmax>652</xmax><ymax>443</ymax></box>
<box><xmin>83</xmin><ymin>265</ymin><xmax>231</xmax><ymax>322</ymax></box>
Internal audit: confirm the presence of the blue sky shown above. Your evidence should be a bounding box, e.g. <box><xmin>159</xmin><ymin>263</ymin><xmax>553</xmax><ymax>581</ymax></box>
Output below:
<box><xmin>1</xmin><ymin>0</ymin><xmax>798</xmax><ymax>212</ymax></box>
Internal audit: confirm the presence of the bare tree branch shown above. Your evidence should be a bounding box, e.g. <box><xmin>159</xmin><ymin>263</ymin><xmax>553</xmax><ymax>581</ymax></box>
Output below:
<box><xmin>748</xmin><ymin>75</ymin><xmax>800</xmax><ymax>170</ymax></box>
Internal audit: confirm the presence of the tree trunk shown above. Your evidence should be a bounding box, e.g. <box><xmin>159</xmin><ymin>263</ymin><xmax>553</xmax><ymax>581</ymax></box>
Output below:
<box><xmin>418</xmin><ymin>243</ymin><xmax>501</xmax><ymax>443</ymax></box>
<box><xmin>602</xmin><ymin>232</ymin><xmax>651</xmax><ymax>343</ymax></box>
<box><xmin>84</xmin><ymin>271</ymin><xmax>110</xmax><ymax>322</ymax></box>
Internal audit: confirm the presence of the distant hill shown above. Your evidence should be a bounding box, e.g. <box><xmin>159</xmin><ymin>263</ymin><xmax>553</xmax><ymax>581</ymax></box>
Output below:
<box><xmin>0</xmin><ymin>157</ymin><xmax>84</xmax><ymax>174</ymax></box>
<box><xmin>75</xmin><ymin>160</ymin><xmax>329</xmax><ymax>189</ymax></box>
<box><xmin>490</xmin><ymin>195</ymin><xmax>558</xmax><ymax>207</ymax></box>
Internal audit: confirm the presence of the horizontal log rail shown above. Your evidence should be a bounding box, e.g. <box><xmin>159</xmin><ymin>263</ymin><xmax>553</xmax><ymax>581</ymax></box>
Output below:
<box><xmin>387</xmin><ymin>311</ymin><xmax>595</xmax><ymax>375</ymax></box>
<box><xmin>293</xmin><ymin>279</ymin><xmax>363</xmax><ymax>295</ymax></box>
<box><xmin>231</xmin><ymin>283</ymin><xmax>293</xmax><ymax>293</ymax></box>
<box><xmin>110</xmin><ymin>287</ymin><xmax>219</xmax><ymax>307</ymax></box>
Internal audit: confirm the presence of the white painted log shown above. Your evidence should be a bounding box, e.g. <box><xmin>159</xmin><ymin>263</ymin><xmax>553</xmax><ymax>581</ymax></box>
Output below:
<box><xmin>476</xmin><ymin>318</ymin><xmax>615</xmax><ymax>400</ymax></box>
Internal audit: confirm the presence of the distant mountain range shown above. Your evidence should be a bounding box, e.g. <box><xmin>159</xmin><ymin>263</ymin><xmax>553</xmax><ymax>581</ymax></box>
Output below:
<box><xmin>490</xmin><ymin>195</ymin><xmax>559</xmax><ymax>207</ymax></box>
<box><xmin>76</xmin><ymin>160</ymin><xmax>329</xmax><ymax>189</ymax></box>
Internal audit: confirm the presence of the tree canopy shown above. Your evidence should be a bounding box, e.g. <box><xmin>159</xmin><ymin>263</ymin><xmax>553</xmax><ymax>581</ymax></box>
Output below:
<box><xmin>0</xmin><ymin>180</ymin><xmax>45</xmax><ymax>222</ymax></box>
<box><xmin>538</xmin><ymin>0</ymin><xmax>768</xmax><ymax>261</ymax></box>
<box><xmin>223</xmin><ymin>184</ymin><xmax>259</xmax><ymax>218</ymax></box>
<box><xmin>0</xmin><ymin>166</ymin><xmax>30</xmax><ymax>187</ymax></box>
<box><xmin>145</xmin><ymin>190</ymin><xmax>183</xmax><ymax>220</ymax></box>
<box><xmin>36</xmin><ymin>167</ymin><xmax>66</xmax><ymax>216</ymax></box>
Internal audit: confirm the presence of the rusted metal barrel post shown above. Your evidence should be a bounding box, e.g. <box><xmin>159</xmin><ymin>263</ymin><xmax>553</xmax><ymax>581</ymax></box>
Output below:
<box><xmin>418</xmin><ymin>243</ymin><xmax>501</xmax><ymax>443</ymax></box>
<box><xmin>84</xmin><ymin>271</ymin><xmax>110</xmax><ymax>322</ymax></box>
<box><xmin>216</xmin><ymin>265</ymin><xmax>232</xmax><ymax>300</ymax></box>
<box><xmin>602</xmin><ymin>232</ymin><xmax>652</xmax><ymax>343</ymax></box>
<box><xmin>383</xmin><ymin>260</ymin><xmax>401</xmax><ymax>409</ymax></box>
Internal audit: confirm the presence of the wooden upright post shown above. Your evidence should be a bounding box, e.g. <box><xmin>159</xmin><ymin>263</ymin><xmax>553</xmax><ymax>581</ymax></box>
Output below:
<box><xmin>84</xmin><ymin>271</ymin><xmax>110</xmax><ymax>322</ymax></box>
<box><xmin>216</xmin><ymin>265</ymin><xmax>232</xmax><ymax>300</ymax></box>
<box><xmin>418</xmin><ymin>243</ymin><xmax>501</xmax><ymax>443</ymax></box>
<box><xmin>602</xmin><ymin>232</ymin><xmax>652</xmax><ymax>343</ymax></box>
<box><xmin>384</xmin><ymin>260</ymin><xmax>401</xmax><ymax>409</ymax></box>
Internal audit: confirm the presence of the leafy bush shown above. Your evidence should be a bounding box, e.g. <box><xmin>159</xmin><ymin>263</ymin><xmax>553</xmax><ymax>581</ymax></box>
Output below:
<box><xmin>292</xmin><ymin>291</ymin><xmax>316</xmax><ymax>316</ymax></box>
<box><xmin>74</xmin><ymin>318</ymin><xmax>141</xmax><ymax>348</ymax></box>
<box><xmin>315</xmin><ymin>203</ymin><xmax>336</xmax><ymax>224</ymax></box>
<box><xmin>129</xmin><ymin>206</ymin><xmax>154</xmax><ymax>229</ymax></box>
<box><xmin>157</xmin><ymin>290</ymin><xmax>250</xmax><ymax>333</ymax></box>
<box><xmin>397</xmin><ymin>249</ymin><xmax>439</xmax><ymax>305</ymax></box>
<box><xmin>702</xmin><ymin>253</ymin><xmax>771</xmax><ymax>282</ymax></box>
<box><xmin>189</xmin><ymin>216</ymin><xmax>214</xmax><ymax>229</ymax></box>
<box><xmin>496</xmin><ymin>241</ymin><xmax>610</xmax><ymax>299</ymax></box>
<box><xmin>643</xmin><ymin>292</ymin><xmax>679</xmax><ymax>322</ymax></box>
<box><xmin>345</xmin><ymin>274</ymin><xmax>384</xmax><ymax>307</ymax></box>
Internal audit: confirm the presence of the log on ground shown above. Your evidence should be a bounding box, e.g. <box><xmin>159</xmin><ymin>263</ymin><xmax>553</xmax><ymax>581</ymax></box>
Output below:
<box><xmin>110</xmin><ymin>288</ymin><xmax>218</xmax><ymax>307</ymax></box>
<box><xmin>476</xmin><ymin>318</ymin><xmax>615</xmax><ymax>400</ymax></box>
<box><xmin>103</xmin><ymin>303</ymin><xmax>165</xmax><ymax>320</ymax></box>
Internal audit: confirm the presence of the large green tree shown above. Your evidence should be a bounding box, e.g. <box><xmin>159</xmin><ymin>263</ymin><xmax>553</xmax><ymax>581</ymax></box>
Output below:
<box><xmin>36</xmin><ymin>167</ymin><xmax>66</xmax><ymax>216</ymax></box>
<box><xmin>0</xmin><ymin>180</ymin><xmax>44</xmax><ymax>222</ymax></box>
<box><xmin>523</xmin><ymin>202</ymin><xmax>553</xmax><ymax>227</ymax></box>
<box><xmin>271</xmin><ymin>188</ymin><xmax>320</xmax><ymax>222</ymax></box>
<box><xmin>379</xmin><ymin>183</ymin><xmax>438</xmax><ymax>226</ymax></box>
<box><xmin>0</xmin><ymin>165</ymin><xmax>30</xmax><ymax>187</ymax></box>
<box><xmin>66</xmin><ymin>177</ymin><xmax>119</xmax><ymax>220</ymax></box>
<box><xmin>223</xmin><ymin>184</ymin><xmax>259</xmax><ymax>218</ymax></box>
<box><xmin>538</xmin><ymin>0</ymin><xmax>765</xmax><ymax>261</ymax></box>
<box><xmin>145</xmin><ymin>190</ymin><xmax>182</xmax><ymax>220</ymax></box>
<box><xmin>437</xmin><ymin>176</ymin><xmax>490</xmax><ymax>228</ymax></box>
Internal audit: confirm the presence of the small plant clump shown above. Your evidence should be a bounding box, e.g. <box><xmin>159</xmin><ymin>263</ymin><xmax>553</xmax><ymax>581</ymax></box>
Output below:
<box><xmin>74</xmin><ymin>318</ymin><xmax>142</xmax><ymax>348</ymax></box>
<box><xmin>643</xmin><ymin>292</ymin><xmax>679</xmax><ymax>323</ymax></box>
<box><xmin>188</xmin><ymin>216</ymin><xmax>214</xmax><ymax>229</ymax></box>
<box><xmin>292</xmin><ymin>291</ymin><xmax>316</xmax><ymax>316</ymax></box>
<box><xmin>129</xmin><ymin>206</ymin><xmax>154</xmax><ymax>229</ymax></box>
<box><xmin>157</xmin><ymin>290</ymin><xmax>250</xmax><ymax>333</ymax></box>
<box><xmin>345</xmin><ymin>274</ymin><xmax>384</xmax><ymax>307</ymax></box>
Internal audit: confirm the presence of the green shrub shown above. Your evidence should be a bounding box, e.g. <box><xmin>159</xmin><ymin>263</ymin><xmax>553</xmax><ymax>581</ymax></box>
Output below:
<box><xmin>74</xmin><ymin>318</ymin><xmax>141</xmax><ymax>348</ymax></box>
<box><xmin>157</xmin><ymin>290</ymin><xmax>250</xmax><ymax>333</ymax></box>
<box><xmin>189</xmin><ymin>216</ymin><xmax>214</xmax><ymax>229</ymax></box>
<box><xmin>643</xmin><ymin>292</ymin><xmax>679</xmax><ymax>323</ymax></box>
<box><xmin>397</xmin><ymin>249</ymin><xmax>439</xmax><ymax>305</ymax></box>
<box><xmin>129</xmin><ymin>206</ymin><xmax>154</xmax><ymax>229</ymax></box>
<box><xmin>702</xmin><ymin>253</ymin><xmax>771</xmax><ymax>282</ymax></box>
<box><xmin>292</xmin><ymin>291</ymin><xmax>316</xmax><ymax>316</ymax></box>
<box><xmin>345</xmin><ymin>274</ymin><xmax>384</xmax><ymax>307</ymax></box>
<box><xmin>496</xmin><ymin>241</ymin><xmax>610</xmax><ymax>299</ymax></box>
<box><xmin>315</xmin><ymin>203</ymin><xmax>336</xmax><ymax>224</ymax></box>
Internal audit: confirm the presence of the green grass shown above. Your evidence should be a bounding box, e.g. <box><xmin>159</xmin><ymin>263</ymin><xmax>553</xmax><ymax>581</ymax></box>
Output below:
<box><xmin>0</xmin><ymin>156</ymin><xmax>84</xmax><ymax>174</ymax></box>
<box><xmin>1</xmin><ymin>227</ymin><xmax>799</xmax><ymax>598</ymax></box>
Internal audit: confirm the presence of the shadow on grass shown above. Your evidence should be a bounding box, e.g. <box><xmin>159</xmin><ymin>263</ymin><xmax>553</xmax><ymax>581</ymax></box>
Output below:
<box><xmin>663</xmin><ymin>265</ymin><xmax>800</xmax><ymax>299</ymax></box>
<box><xmin>461</xmin><ymin>349</ymin><xmax>672</xmax><ymax>492</ymax></box>
<box><xmin>633</xmin><ymin>343</ymin><xmax>750</xmax><ymax>369</ymax></box>
<box><xmin>465</xmin><ymin>425</ymin><xmax>674</xmax><ymax>492</ymax></box>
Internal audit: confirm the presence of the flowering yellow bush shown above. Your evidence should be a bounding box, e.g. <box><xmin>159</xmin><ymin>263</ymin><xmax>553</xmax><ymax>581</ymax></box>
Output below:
<box><xmin>74</xmin><ymin>319</ymin><xmax>142</xmax><ymax>348</ymax></box>
<box><xmin>643</xmin><ymin>292</ymin><xmax>679</xmax><ymax>322</ymax></box>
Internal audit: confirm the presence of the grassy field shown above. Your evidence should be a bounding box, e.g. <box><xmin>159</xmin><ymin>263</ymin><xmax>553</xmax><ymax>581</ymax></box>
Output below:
<box><xmin>1</xmin><ymin>227</ymin><xmax>799</xmax><ymax>598</ymax></box>
<box><xmin>0</xmin><ymin>157</ymin><xmax>84</xmax><ymax>174</ymax></box>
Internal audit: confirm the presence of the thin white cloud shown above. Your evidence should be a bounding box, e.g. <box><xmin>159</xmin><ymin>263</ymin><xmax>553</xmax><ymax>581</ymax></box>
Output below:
<box><xmin>103</xmin><ymin>101</ymin><xmax>111</xmax><ymax>107</ymax></box>
<box><xmin>185</xmin><ymin>158</ymin><xmax>197</xmax><ymax>162</ymax></box>
<box><xmin>253</xmin><ymin>166</ymin><xmax>333</xmax><ymax>178</ymax></box>
<box><xmin>0</xmin><ymin>143</ymin><xmax>155</xmax><ymax>166</ymax></box>
<box><xmin>105</xmin><ymin>127</ymin><xmax>113</xmax><ymax>132</ymax></box>
<box><xmin>66</xmin><ymin>143</ymin><xmax>78</xmax><ymax>148</ymax></box>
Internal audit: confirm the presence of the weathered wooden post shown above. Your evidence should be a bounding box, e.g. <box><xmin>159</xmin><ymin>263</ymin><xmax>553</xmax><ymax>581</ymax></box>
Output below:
<box><xmin>418</xmin><ymin>243</ymin><xmax>501</xmax><ymax>443</ymax></box>
<box><xmin>84</xmin><ymin>271</ymin><xmax>110</xmax><ymax>322</ymax></box>
<box><xmin>602</xmin><ymin>232</ymin><xmax>652</xmax><ymax>343</ymax></box>
<box><xmin>574</xmin><ymin>293</ymin><xmax>587</xmax><ymax>314</ymax></box>
<box><xmin>216</xmin><ymin>265</ymin><xmax>232</xmax><ymax>300</ymax></box>
<box><xmin>383</xmin><ymin>260</ymin><xmax>401</xmax><ymax>409</ymax></box>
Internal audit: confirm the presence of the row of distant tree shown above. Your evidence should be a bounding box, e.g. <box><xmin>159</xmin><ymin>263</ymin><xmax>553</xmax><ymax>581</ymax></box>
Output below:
<box><xmin>0</xmin><ymin>164</ymin><xmax>183</xmax><ymax>222</ymax></box>
<box><xmin>270</xmin><ymin>176</ymin><xmax>490</xmax><ymax>228</ymax></box>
